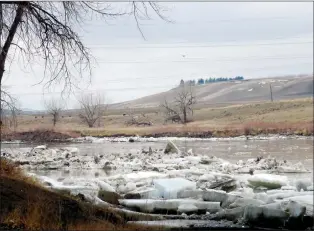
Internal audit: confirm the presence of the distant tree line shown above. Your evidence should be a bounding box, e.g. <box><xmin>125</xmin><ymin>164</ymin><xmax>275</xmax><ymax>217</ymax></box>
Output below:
<box><xmin>179</xmin><ymin>76</ymin><xmax>244</xmax><ymax>86</ymax></box>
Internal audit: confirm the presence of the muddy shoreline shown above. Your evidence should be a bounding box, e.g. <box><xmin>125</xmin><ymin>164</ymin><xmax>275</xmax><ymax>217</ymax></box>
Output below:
<box><xmin>1</xmin><ymin>129</ymin><xmax>313</xmax><ymax>144</ymax></box>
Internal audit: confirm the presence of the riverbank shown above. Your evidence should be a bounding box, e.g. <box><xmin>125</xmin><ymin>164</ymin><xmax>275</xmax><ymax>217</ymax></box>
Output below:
<box><xmin>0</xmin><ymin>158</ymin><xmax>162</xmax><ymax>230</ymax></box>
<box><xmin>1</xmin><ymin>122</ymin><xmax>313</xmax><ymax>144</ymax></box>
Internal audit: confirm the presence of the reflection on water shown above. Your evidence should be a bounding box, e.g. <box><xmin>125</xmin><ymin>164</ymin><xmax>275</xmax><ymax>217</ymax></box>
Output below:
<box><xmin>2</xmin><ymin>137</ymin><xmax>313</xmax><ymax>180</ymax></box>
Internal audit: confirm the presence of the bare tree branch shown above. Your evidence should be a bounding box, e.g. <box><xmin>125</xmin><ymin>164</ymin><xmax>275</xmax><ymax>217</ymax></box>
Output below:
<box><xmin>1</xmin><ymin>86</ymin><xmax>20</xmax><ymax>130</ymax></box>
<box><xmin>124</xmin><ymin>107</ymin><xmax>153</xmax><ymax>127</ymax></box>
<box><xmin>0</xmin><ymin>1</ymin><xmax>169</xmax><ymax>95</ymax></box>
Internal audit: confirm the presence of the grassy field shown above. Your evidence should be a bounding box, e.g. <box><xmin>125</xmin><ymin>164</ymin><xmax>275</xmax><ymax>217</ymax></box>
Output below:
<box><xmin>4</xmin><ymin>97</ymin><xmax>313</xmax><ymax>138</ymax></box>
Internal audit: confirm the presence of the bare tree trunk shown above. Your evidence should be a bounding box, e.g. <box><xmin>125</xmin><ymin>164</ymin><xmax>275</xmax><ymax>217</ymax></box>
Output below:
<box><xmin>0</xmin><ymin>4</ymin><xmax>24</xmax><ymax>84</ymax></box>
<box><xmin>53</xmin><ymin>116</ymin><xmax>56</xmax><ymax>127</ymax></box>
<box><xmin>183</xmin><ymin>107</ymin><xmax>187</xmax><ymax>123</ymax></box>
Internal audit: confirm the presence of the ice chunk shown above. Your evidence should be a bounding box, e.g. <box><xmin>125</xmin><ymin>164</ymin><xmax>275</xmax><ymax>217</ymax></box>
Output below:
<box><xmin>277</xmin><ymin>165</ymin><xmax>309</xmax><ymax>173</ymax></box>
<box><xmin>198</xmin><ymin>172</ymin><xmax>234</xmax><ymax>185</ymax></box>
<box><xmin>37</xmin><ymin>175</ymin><xmax>62</xmax><ymax>187</ymax></box>
<box><xmin>177</xmin><ymin>204</ymin><xmax>198</xmax><ymax>213</ymax></box>
<box><xmin>118</xmin><ymin>199</ymin><xmax>221</xmax><ymax>213</ymax></box>
<box><xmin>281</xmin><ymin>186</ymin><xmax>297</xmax><ymax>191</ymax></box>
<box><xmin>229</xmin><ymin>187</ymin><xmax>254</xmax><ymax>199</ymax></box>
<box><xmin>153</xmin><ymin>178</ymin><xmax>196</xmax><ymax>199</ymax></box>
<box><xmin>177</xmin><ymin>190</ymin><xmax>203</xmax><ymax>199</ymax></box>
<box><xmin>126</xmin><ymin>187</ymin><xmax>159</xmax><ymax>199</ymax></box>
<box><xmin>186</xmin><ymin>156</ymin><xmax>202</xmax><ymax>164</ymax></box>
<box><xmin>248</xmin><ymin>174</ymin><xmax>288</xmax><ymax>189</ymax></box>
<box><xmin>221</xmin><ymin>194</ymin><xmax>241</xmax><ymax>208</ymax></box>
<box><xmin>178</xmin><ymin>189</ymin><xmax>228</xmax><ymax>203</ymax></box>
<box><xmin>202</xmin><ymin>189</ymin><xmax>228</xmax><ymax>202</ymax></box>
<box><xmin>267</xmin><ymin>189</ymin><xmax>296</xmax><ymax>195</ymax></box>
<box><xmin>260</xmin><ymin>200</ymin><xmax>307</xmax><ymax>218</ymax></box>
<box><xmin>125</xmin><ymin>171</ymin><xmax>167</xmax><ymax>181</ymax></box>
<box><xmin>259</xmin><ymin>202</ymin><xmax>282</xmax><ymax>210</ymax></box>
<box><xmin>282</xmin><ymin>200</ymin><xmax>306</xmax><ymax>218</ymax></box>
<box><xmin>117</xmin><ymin>182</ymin><xmax>137</xmax><ymax>194</ymax></box>
<box><xmin>253</xmin><ymin>192</ymin><xmax>270</xmax><ymax>203</ymax></box>
<box><xmin>283</xmin><ymin>195</ymin><xmax>313</xmax><ymax>216</ymax></box>
<box><xmin>267</xmin><ymin>191</ymin><xmax>312</xmax><ymax>203</ymax></box>
<box><xmin>34</xmin><ymin>145</ymin><xmax>47</xmax><ymax>150</ymax></box>
<box><xmin>164</xmin><ymin>140</ymin><xmax>180</xmax><ymax>154</ymax></box>
<box><xmin>94</xmin><ymin>179</ymin><xmax>115</xmax><ymax>193</ymax></box>
<box><xmin>294</xmin><ymin>179</ymin><xmax>312</xmax><ymax>192</ymax></box>
<box><xmin>307</xmin><ymin>185</ymin><xmax>313</xmax><ymax>191</ymax></box>
<box><xmin>129</xmin><ymin>219</ymin><xmax>242</xmax><ymax>228</ymax></box>
<box><xmin>61</xmin><ymin>147</ymin><xmax>79</xmax><ymax>154</ymax></box>
<box><xmin>229</xmin><ymin>198</ymin><xmax>265</xmax><ymax>209</ymax></box>
<box><xmin>243</xmin><ymin>205</ymin><xmax>289</xmax><ymax>226</ymax></box>
<box><xmin>199</xmin><ymin>174</ymin><xmax>216</xmax><ymax>182</ymax></box>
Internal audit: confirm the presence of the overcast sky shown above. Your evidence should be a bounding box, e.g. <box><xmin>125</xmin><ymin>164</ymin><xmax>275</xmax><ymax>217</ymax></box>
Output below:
<box><xmin>2</xmin><ymin>2</ymin><xmax>313</xmax><ymax>110</ymax></box>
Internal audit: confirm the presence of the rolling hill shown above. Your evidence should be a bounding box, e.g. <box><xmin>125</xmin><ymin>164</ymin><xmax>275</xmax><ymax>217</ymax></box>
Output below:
<box><xmin>111</xmin><ymin>75</ymin><xmax>313</xmax><ymax>109</ymax></box>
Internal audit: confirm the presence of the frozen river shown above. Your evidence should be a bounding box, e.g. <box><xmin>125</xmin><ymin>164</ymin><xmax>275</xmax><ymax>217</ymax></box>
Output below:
<box><xmin>2</xmin><ymin>136</ymin><xmax>313</xmax><ymax>180</ymax></box>
<box><xmin>2</xmin><ymin>136</ymin><xmax>313</xmax><ymax>229</ymax></box>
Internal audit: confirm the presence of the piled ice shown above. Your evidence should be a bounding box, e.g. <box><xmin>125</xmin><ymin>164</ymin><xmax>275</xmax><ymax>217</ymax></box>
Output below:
<box><xmin>235</xmin><ymin>156</ymin><xmax>310</xmax><ymax>174</ymax></box>
<box><xmin>2</xmin><ymin>139</ymin><xmax>314</xmax><ymax>229</ymax></box>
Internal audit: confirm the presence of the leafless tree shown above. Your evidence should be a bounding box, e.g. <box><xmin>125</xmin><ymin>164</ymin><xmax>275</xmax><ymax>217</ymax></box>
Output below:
<box><xmin>77</xmin><ymin>93</ymin><xmax>106</xmax><ymax>128</ymax></box>
<box><xmin>161</xmin><ymin>85</ymin><xmax>196</xmax><ymax>124</ymax></box>
<box><xmin>44</xmin><ymin>98</ymin><xmax>65</xmax><ymax>127</ymax></box>
<box><xmin>124</xmin><ymin>107</ymin><xmax>137</xmax><ymax>126</ymax></box>
<box><xmin>0</xmin><ymin>2</ymin><xmax>169</xmax><ymax>92</ymax></box>
<box><xmin>0</xmin><ymin>86</ymin><xmax>19</xmax><ymax>130</ymax></box>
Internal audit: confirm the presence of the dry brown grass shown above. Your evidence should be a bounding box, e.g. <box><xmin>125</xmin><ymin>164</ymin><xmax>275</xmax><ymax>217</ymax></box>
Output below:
<box><xmin>240</xmin><ymin>121</ymin><xmax>314</xmax><ymax>136</ymax></box>
<box><xmin>68</xmin><ymin>221</ymin><xmax>164</xmax><ymax>231</ymax></box>
<box><xmin>0</xmin><ymin>159</ymin><xmax>160</xmax><ymax>230</ymax></box>
<box><xmin>2</xmin><ymin>97</ymin><xmax>313</xmax><ymax>139</ymax></box>
<box><xmin>0</xmin><ymin>158</ymin><xmax>41</xmax><ymax>186</ymax></box>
